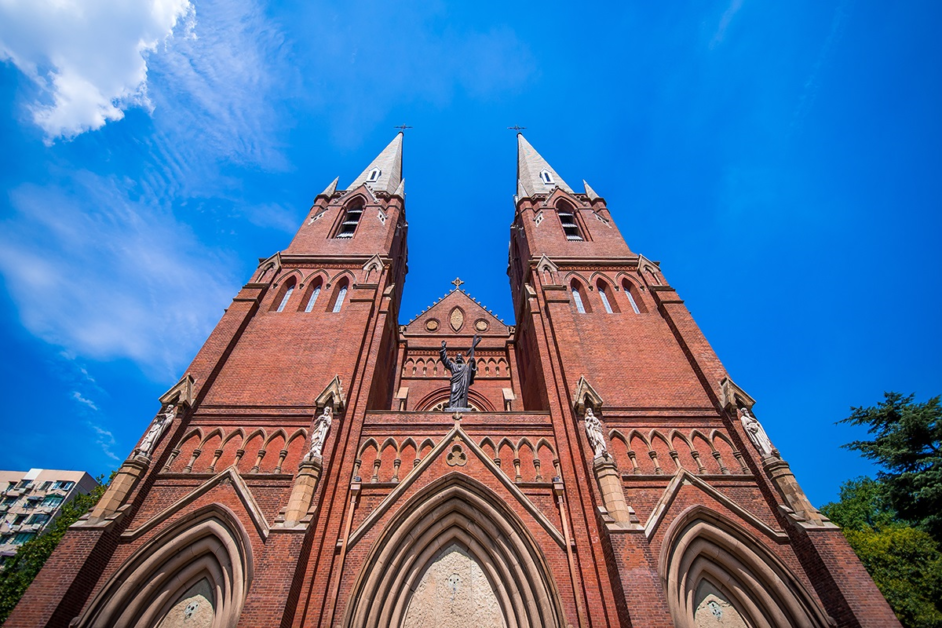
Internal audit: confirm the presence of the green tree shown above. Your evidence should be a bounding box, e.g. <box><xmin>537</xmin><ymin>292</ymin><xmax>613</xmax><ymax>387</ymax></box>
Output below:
<box><xmin>0</xmin><ymin>478</ymin><xmax>108</xmax><ymax>625</ymax></box>
<box><xmin>841</xmin><ymin>392</ymin><xmax>942</xmax><ymax>541</ymax></box>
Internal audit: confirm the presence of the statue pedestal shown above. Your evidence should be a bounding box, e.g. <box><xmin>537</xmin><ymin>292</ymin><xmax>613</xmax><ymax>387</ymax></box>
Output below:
<box><xmin>444</xmin><ymin>406</ymin><xmax>472</xmax><ymax>413</ymax></box>
<box><xmin>593</xmin><ymin>455</ymin><xmax>635</xmax><ymax>524</ymax></box>
<box><xmin>283</xmin><ymin>457</ymin><xmax>323</xmax><ymax>527</ymax></box>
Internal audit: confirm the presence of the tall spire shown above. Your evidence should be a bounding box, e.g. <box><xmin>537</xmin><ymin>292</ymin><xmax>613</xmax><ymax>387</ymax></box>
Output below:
<box><xmin>347</xmin><ymin>133</ymin><xmax>403</xmax><ymax>195</ymax></box>
<box><xmin>516</xmin><ymin>134</ymin><xmax>573</xmax><ymax>198</ymax></box>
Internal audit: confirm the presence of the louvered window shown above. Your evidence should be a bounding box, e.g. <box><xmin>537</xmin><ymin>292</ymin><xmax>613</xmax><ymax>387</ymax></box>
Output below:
<box><xmin>336</xmin><ymin>202</ymin><xmax>363</xmax><ymax>239</ymax></box>
<box><xmin>557</xmin><ymin>201</ymin><xmax>583</xmax><ymax>241</ymax></box>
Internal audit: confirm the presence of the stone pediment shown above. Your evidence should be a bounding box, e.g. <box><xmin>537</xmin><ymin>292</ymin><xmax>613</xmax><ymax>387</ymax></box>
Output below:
<box><xmin>403</xmin><ymin>286</ymin><xmax>509</xmax><ymax>336</ymax></box>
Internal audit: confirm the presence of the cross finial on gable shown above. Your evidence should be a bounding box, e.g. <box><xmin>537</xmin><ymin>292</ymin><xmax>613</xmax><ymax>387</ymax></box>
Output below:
<box><xmin>451</xmin><ymin>277</ymin><xmax>464</xmax><ymax>289</ymax></box>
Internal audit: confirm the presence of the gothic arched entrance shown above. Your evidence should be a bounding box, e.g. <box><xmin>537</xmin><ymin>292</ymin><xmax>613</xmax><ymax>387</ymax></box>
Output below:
<box><xmin>343</xmin><ymin>475</ymin><xmax>566</xmax><ymax>628</ymax></box>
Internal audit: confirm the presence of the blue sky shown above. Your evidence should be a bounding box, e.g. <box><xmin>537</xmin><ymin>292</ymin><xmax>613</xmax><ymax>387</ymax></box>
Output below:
<box><xmin>0</xmin><ymin>0</ymin><xmax>939</xmax><ymax>506</ymax></box>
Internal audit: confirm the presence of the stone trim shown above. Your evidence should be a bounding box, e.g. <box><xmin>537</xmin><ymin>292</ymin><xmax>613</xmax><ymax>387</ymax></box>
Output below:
<box><xmin>659</xmin><ymin>507</ymin><xmax>831</xmax><ymax>628</ymax></box>
<box><xmin>121</xmin><ymin>467</ymin><xmax>270</xmax><ymax>542</ymax></box>
<box><xmin>343</xmin><ymin>474</ymin><xmax>567</xmax><ymax>628</ymax></box>
<box><xmin>346</xmin><ymin>423</ymin><xmax>565</xmax><ymax>549</ymax></box>
<box><xmin>74</xmin><ymin>506</ymin><xmax>253</xmax><ymax>628</ymax></box>
<box><xmin>644</xmin><ymin>469</ymin><xmax>786</xmax><ymax>542</ymax></box>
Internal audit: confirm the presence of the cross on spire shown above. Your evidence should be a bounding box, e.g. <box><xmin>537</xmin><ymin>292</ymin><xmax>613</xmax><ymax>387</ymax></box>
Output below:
<box><xmin>394</xmin><ymin>124</ymin><xmax>413</xmax><ymax>132</ymax></box>
<box><xmin>451</xmin><ymin>277</ymin><xmax>464</xmax><ymax>289</ymax></box>
<box><xmin>508</xmin><ymin>125</ymin><xmax>527</xmax><ymax>132</ymax></box>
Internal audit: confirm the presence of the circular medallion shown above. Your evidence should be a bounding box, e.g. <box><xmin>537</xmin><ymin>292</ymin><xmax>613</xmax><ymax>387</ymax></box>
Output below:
<box><xmin>426</xmin><ymin>319</ymin><xmax>439</xmax><ymax>331</ymax></box>
<box><xmin>474</xmin><ymin>319</ymin><xmax>489</xmax><ymax>332</ymax></box>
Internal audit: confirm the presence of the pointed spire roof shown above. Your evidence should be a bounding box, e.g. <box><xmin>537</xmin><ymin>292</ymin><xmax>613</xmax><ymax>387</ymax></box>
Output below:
<box><xmin>319</xmin><ymin>177</ymin><xmax>339</xmax><ymax>198</ymax></box>
<box><xmin>516</xmin><ymin>134</ymin><xmax>573</xmax><ymax>198</ymax></box>
<box><xmin>347</xmin><ymin>133</ymin><xmax>403</xmax><ymax>195</ymax></box>
<box><xmin>583</xmin><ymin>180</ymin><xmax>600</xmax><ymax>200</ymax></box>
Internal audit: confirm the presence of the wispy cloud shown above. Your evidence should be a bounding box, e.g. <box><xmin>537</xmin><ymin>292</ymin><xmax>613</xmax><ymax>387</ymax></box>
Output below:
<box><xmin>88</xmin><ymin>423</ymin><xmax>120</xmax><ymax>462</ymax></box>
<box><xmin>790</xmin><ymin>0</ymin><xmax>853</xmax><ymax>134</ymax></box>
<box><xmin>0</xmin><ymin>171</ymin><xmax>237</xmax><ymax>378</ymax></box>
<box><xmin>710</xmin><ymin>0</ymin><xmax>745</xmax><ymax>49</ymax></box>
<box><xmin>71</xmin><ymin>391</ymin><xmax>99</xmax><ymax>411</ymax></box>
<box><xmin>0</xmin><ymin>0</ymin><xmax>193</xmax><ymax>142</ymax></box>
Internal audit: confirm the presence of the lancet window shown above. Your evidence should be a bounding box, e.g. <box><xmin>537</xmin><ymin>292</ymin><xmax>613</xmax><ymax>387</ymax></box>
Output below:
<box><xmin>336</xmin><ymin>200</ymin><xmax>364</xmax><ymax>239</ymax></box>
<box><xmin>556</xmin><ymin>200</ymin><xmax>583</xmax><ymax>241</ymax></box>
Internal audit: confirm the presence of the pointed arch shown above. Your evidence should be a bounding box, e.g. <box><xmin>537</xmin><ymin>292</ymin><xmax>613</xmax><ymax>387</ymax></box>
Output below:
<box><xmin>479</xmin><ymin>437</ymin><xmax>497</xmax><ymax>459</ymax></box>
<box><xmin>75</xmin><ymin>505</ymin><xmax>253</xmax><ymax>628</ymax></box>
<box><xmin>343</xmin><ymin>474</ymin><xmax>566</xmax><ymax>628</ymax></box>
<box><xmin>661</xmin><ymin>507</ymin><xmax>829</xmax><ymax>628</ymax></box>
<box><xmin>299</xmin><ymin>274</ymin><xmax>325</xmax><ymax>313</ymax></box>
<box><xmin>619</xmin><ymin>275</ymin><xmax>647</xmax><ymax>314</ymax></box>
<box><xmin>221</xmin><ymin>428</ymin><xmax>245</xmax><ymax>448</ymax></box>
<box><xmin>327</xmin><ymin>276</ymin><xmax>351</xmax><ymax>313</ymax></box>
<box><xmin>199</xmin><ymin>428</ymin><xmax>225</xmax><ymax>449</ymax></box>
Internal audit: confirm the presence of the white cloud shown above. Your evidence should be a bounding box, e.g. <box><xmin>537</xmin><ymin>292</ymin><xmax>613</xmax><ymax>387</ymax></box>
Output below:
<box><xmin>0</xmin><ymin>171</ymin><xmax>237</xmax><ymax>378</ymax></box>
<box><xmin>72</xmin><ymin>391</ymin><xmax>99</xmax><ymax>411</ymax></box>
<box><xmin>88</xmin><ymin>422</ymin><xmax>120</xmax><ymax>462</ymax></box>
<box><xmin>0</xmin><ymin>0</ymin><xmax>193</xmax><ymax>142</ymax></box>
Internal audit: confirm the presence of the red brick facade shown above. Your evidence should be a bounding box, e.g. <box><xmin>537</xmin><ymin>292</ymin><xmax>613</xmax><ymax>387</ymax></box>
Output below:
<box><xmin>9</xmin><ymin>134</ymin><xmax>899</xmax><ymax>627</ymax></box>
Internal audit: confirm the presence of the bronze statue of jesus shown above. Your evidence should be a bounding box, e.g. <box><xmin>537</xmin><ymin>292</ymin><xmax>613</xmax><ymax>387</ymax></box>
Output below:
<box><xmin>440</xmin><ymin>335</ymin><xmax>480</xmax><ymax>411</ymax></box>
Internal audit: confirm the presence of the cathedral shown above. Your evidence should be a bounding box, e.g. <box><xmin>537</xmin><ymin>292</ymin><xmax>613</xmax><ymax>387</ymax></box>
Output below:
<box><xmin>9</xmin><ymin>134</ymin><xmax>898</xmax><ymax>627</ymax></box>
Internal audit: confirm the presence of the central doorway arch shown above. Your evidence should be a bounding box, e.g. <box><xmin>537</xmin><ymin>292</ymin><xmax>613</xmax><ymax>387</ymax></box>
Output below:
<box><xmin>344</xmin><ymin>474</ymin><xmax>566</xmax><ymax>628</ymax></box>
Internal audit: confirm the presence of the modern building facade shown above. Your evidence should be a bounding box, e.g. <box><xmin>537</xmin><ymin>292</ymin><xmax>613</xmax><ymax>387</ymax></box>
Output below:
<box><xmin>0</xmin><ymin>469</ymin><xmax>98</xmax><ymax>564</ymax></box>
<box><xmin>9</xmin><ymin>134</ymin><xmax>899</xmax><ymax>627</ymax></box>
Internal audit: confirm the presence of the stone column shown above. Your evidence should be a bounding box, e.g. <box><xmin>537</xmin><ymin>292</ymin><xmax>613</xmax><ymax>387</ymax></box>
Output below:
<box><xmin>88</xmin><ymin>457</ymin><xmax>149</xmax><ymax>522</ymax></box>
<box><xmin>282</xmin><ymin>457</ymin><xmax>323</xmax><ymax>526</ymax></box>
<box><xmin>593</xmin><ymin>456</ymin><xmax>633</xmax><ymax>524</ymax></box>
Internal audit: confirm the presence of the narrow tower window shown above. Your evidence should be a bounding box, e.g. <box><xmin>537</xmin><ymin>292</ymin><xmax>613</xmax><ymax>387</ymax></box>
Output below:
<box><xmin>571</xmin><ymin>281</ymin><xmax>586</xmax><ymax>314</ymax></box>
<box><xmin>304</xmin><ymin>284</ymin><xmax>322</xmax><ymax>313</ymax></box>
<box><xmin>540</xmin><ymin>169</ymin><xmax>554</xmax><ymax>184</ymax></box>
<box><xmin>276</xmin><ymin>281</ymin><xmax>295</xmax><ymax>312</ymax></box>
<box><xmin>623</xmin><ymin>280</ymin><xmax>642</xmax><ymax>314</ymax></box>
<box><xmin>367</xmin><ymin>168</ymin><xmax>381</xmax><ymax>182</ymax></box>
<box><xmin>331</xmin><ymin>282</ymin><xmax>348</xmax><ymax>313</ymax></box>
<box><xmin>336</xmin><ymin>200</ymin><xmax>364</xmax><ymax>239</ymax></box>
<box><xmin>598</xmin><ymin>281</ymin><xmax>616</xmax><ymax>314</ymax></box>
<box><xmin>556</xmin><ymin>200</ymin><xmax>584</xmax><ymax>241</ymax></box>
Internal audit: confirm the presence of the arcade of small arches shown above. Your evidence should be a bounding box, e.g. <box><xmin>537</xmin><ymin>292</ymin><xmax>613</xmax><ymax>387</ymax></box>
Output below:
<box><xmin>565</xmin><ymin>272</ymin><xmax>651</xmax><ymax>316</ymax></box>
<box><xmin>607</xmin><ymin>427</ymin><xmax>750</xmax><ymax>476</ymax></box>
<box><xmin>355</xmin><ymin>435</ymin><xmax>560</xmax><ymax>484</ymax></box>
<box><xmin>401</xmin><ymin>355</ymin><xmax>509</xmax><ymax>378</ymax></box>
<box><xmin>165</xmin><ymin>427</ymin><xmax>310</xmax><ymax>477</ymax></box>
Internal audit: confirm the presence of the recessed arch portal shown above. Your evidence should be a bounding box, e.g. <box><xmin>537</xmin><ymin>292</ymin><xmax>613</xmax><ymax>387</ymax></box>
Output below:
<box><xmin>75</xmin><ymin>506</ymin><xmax>253</xmax><ymax>628</ymax></box>
<box><xmin>344</xmin><ymin>474</ymin><xmax>566</xmax><ymax>628</ymax></box>
<box><xmin>661</xmin><ymin>508</ymin><xmax>830</xmax><ymax>628</ymax></box>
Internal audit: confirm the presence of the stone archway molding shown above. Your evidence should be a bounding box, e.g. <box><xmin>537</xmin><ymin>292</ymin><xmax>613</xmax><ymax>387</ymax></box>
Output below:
<box><xmin>343</xmin><ymin>473</ymin><xmax>567</xmax><ymax>628</ymax></box>
<box><xmin>660</xmin><ymin>506</ymin><xmax>831</xmax><ymax>628</ymax></box>
<box><xmin>73</xmin><ymin>505</ymin><xmax>254</xmax><ymax>628</ymax></box>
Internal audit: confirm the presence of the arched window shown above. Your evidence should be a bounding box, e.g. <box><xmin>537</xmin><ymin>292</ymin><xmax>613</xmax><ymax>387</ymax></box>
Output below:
<box><xmin>336</xmin><ymin>200</ymin><xmax>364</xmax><ymax>239</ymax></box>
<box><xmin>556</xmin><ymin>200</ymin><xmax>583</xmax><ymax>241</ymax></box>
<box><xmin>571</xmin><ymin>281</ymin><xmax>587</xmax><ymax>314</ymax></box>
<box><xmin>330</xmin><ymin>281</ymin><xmax>349</xmax><ymax>313</ymax></box>
<box><xmin>276</xmin><ymin>280</ymin><xmax>295</xmax><ymax>312</ymax></box>
<box><xmin>304</xmin><ymin>281</ymin><xmax>322</xmax><ymax>313</ymax></box>
<box><xmin>622</xmin><ymin>279</ymin><xmax>644</xmax><ymax>314</ymax></box>
<box><xmin>540</xmin><ymin>169</ymin><xmax>554</xmax><ymax>184</ymax></box>
<box><xmin>597</xmin><ymin>280</ymin><xmax>618</xmax><ymax>314</ymax></box>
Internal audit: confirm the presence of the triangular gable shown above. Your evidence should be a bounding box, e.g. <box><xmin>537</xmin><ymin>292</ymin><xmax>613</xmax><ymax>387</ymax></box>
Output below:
<box><xmin>159</xmin><ymin>373</ymin><xmax>194</xmax><ymax>408</ymax></box>
<box><xmin>315</xmin><ymin>376</ymin><xmax>345</xmax><ymax>412</ymax></box>
<box><xmin>121</xmin><ymin>467</ymin><xmax>270</xmax><ymax>542</ymax></box>
<box><xmin>643</xmin><ymin>468</ymin><xmax>786</xmax><ymax>542</ymax></box>
<box><xmin>404</xmin><ymin>287</ymin><xmax>509</xmax><ymax>334</ymax></box>
<box><xmin>572</xmin><ymin>376</ymin><xmax>604</xmax><ymax>414</ymax></box>
<box><xmin>346</xmin><ymin>422</ymin><xmax>566</xmax><ymax>549</ymax></box>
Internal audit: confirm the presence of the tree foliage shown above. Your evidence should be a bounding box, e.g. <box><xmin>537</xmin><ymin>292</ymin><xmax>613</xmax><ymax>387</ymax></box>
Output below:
<box><xmin>0</xmin><ymin>478</ymin><xmax>107</xmax><ymax>625</ymax></box>
<box><xmin>841</xmin><ymin>392</ymin><xmax>942</xmax><ymax>541</ymax></box>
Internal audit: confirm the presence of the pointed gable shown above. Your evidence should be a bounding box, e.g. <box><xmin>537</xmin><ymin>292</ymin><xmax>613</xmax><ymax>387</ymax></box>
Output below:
<box><xmin>405</xmin><ymin>286</ymin><xmax>508</xmax><ymax>336</ymax></box>
<box><xmin>516</xmin><ymin>134</ymin><xmax>573</xmax><ymax>198</ymax></box>
<box><xmin>347</xmin><ymin>133</ymin><xmax>403</xmax><ymax>196</ymax></box>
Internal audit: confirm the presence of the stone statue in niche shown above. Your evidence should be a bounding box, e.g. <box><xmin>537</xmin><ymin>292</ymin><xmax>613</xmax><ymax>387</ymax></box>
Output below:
<box><xmin>307</xmin><ymin>406</ymin><xmax>333</xmax><ymax>460</ymax></box>
<box><xmin>584</xmin><ymin>408</ymin><xmax>607</xmax><ymax>458</ymax></box>
<box><xmin>739</xmin><ymin>406</ymin><xmax>775</xmax><ymax>457</ymax></box>
<box><xmin>136</xmin><ymin>404</ymin><xmax>176</xmax><ymax>457</ymax></box>
<box><xmin>439</xmin><ymin>335</ymin><xmax>480</xmax><ymax>411</ymax></box>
